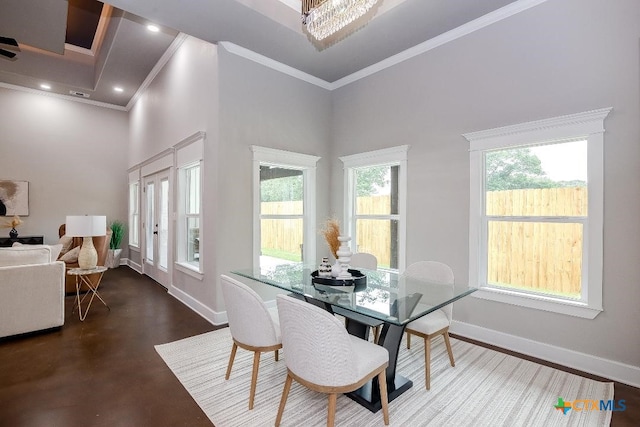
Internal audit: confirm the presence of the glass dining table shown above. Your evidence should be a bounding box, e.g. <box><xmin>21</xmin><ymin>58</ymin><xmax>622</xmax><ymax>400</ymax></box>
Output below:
<box><xmin>231</xmin><ymin>263</ymin><xmax>476</xmax><ymax>412</ymax></box>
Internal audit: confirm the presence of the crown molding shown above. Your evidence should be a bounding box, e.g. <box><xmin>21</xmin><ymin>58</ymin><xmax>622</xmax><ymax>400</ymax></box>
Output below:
<box><xmin>1</xmin><ymin>0</ymin><xmax>550</xmax><ymax>109</ymax></box>
<box><xmin>0</xmin><ymin>81</ymin><xmax>127</xmax><ymax>111</ymax></box>
<box><xmin>219</xmin><ymin>42</ymin><xmax>333</xmax><ymax>90</ymax></box>
<box><xmin>0</xmin><ymin>32</ymin><xmax>187</xmax><ymax>113</ymax></box>
<box><xmin>223</xmin><ymin>0</ymin><xmax>550</xmax><ymax>91</ymax></box>
<box><xmin>332</xmin><ymin>0</ymin><xmax>550</xmax><ymax>88</ymax></box>
<box><xmin>126</xmin><ymin>32</ymin><xmax>189</xmax><ymax>111</ymax></box>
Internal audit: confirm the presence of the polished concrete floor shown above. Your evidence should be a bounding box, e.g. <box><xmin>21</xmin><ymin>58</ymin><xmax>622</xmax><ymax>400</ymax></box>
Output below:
<box><xmin>0</xmin><ymin>267</ymin><xmax>218</xmax><ymax>427</ymax></box>
<box><xmin>0</xmin><ymin>267</ymin><xmax>638</xmax><ymax>426</ymax></box>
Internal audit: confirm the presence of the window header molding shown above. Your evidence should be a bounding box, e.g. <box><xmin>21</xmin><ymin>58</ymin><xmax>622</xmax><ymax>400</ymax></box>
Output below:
<box><xmin>176</xmin><ymin>132</ymin><xmax>205</xmax><ymax>168</ymax></box>
<box><xmin>464</xmin><ymin>108</ymin><xmax>612</xmax><ymax>151</ymax></box>
<box><xmin>340</xmin><ymin>145</ymin><xmax>409</xmax><ymax>168</ymax></box>
<box><xmin>251</xmin><ymin>145</ymin><xmax>320</xmax><ymax>167</ymax></box>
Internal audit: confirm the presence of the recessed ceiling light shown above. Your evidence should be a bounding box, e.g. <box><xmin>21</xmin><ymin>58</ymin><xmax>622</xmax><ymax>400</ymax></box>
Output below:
<box><xmin>147</xmin><ymin>24</ymin><xmax>160</xmax><ymax>33</ymax></box>
<box><xmin>114</xmin><ymin>87</ymin><xmax>124</xmax><ymax>93</ymax></box>
<box><xmin>40</xmin><ymin>84</ymin><xmax>51</xmax><ymax>90</ymax></box>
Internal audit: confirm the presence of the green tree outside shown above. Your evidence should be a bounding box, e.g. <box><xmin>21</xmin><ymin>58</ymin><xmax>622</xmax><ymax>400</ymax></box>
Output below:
<box><xmin>486</xmin><ymin>147</ymin><xmax>585</xmax><ymax>190</ymax></box>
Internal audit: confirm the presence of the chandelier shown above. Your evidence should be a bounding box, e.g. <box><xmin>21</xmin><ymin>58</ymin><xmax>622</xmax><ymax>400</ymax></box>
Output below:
<box><xmin>302</xmin><ymin>0</ymin><xmax>380</xmax><ymax>41</ymax></box>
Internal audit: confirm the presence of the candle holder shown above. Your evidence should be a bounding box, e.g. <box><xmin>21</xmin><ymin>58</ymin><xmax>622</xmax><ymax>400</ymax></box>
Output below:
<box><xmin>335</xmin><ymin>235</ymin><xmax>352</xmax><ymax>279</ymax></box>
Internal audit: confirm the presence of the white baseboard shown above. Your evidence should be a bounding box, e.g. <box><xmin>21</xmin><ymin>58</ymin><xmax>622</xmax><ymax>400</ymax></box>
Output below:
<box><xmin>119</xmin><ymin>257</ymin><xmax>128</xmax><ymax>267</ymax></box>
<box><xmin>451</xmin><ymin>320</ymin><xmax>640</xmax><ymax>388</ymax></box>
<box><xmin>126</xmin><ymin>259</ymin><xmax>143</xmax><ymax>273</ymax></box>
<box><xmin>169</xmin><ymin>285</ymin><xmax>227</xmax><ymax>326</ymax></box>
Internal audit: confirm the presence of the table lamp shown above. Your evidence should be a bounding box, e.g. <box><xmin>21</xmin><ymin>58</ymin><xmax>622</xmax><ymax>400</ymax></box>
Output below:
<box><xmin>65</xmin><ymin>215</ymin><xmax>107</xmax><ymax>269</ymax></box>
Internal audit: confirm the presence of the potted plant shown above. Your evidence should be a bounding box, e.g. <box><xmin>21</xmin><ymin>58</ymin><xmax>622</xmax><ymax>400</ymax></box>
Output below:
<box><xmin>107</xmin><ymin>220</ymin><xmax>125</xmax><ymax>268</ymax></box>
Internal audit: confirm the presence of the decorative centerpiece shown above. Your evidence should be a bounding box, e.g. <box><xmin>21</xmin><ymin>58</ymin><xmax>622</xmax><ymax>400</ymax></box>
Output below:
<box><xmin>3</xmin><ymin>215</ymin><xmax>22</xmax><ymax>239</ymax></box>
<box><xmin>310</xmin><ymin>268</ymin><xmax>367</xmax><ymax>291</ymax></box>
<box><xmin>313</xmin><ymin>218</ymin><xmax>366</xmax><ymax>290</ymax></box>
<box><xmin>318</xmin><ymin>257</ymin><xmax>332</xmax><ymax>277</ymax></box>
<box><xmin>320</xmin><ymin>217</ymin><xmax>341</xmax><ymax>275</ymax></box>
<box><xmin>335</xmin><ymin>235</ymin><xmax>352</xmax><ymax>279</ymax></box>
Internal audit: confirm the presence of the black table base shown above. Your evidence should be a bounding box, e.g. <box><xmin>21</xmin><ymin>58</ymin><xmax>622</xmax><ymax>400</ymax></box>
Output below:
<box><xmin>346</xmin><ymin>374</ymin><xmax>412</xmax><ymax>413</ymax></box>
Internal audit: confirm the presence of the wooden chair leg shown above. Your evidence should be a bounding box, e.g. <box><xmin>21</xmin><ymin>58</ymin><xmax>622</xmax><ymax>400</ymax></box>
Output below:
<box><xmin>424</xmin><ymin>337</ymin><xmax>431</xmax><ymax>390</ymax></box>
<box><xmin>406</xmin><ymin>331</ymin><xmax>412</xmax><ymax>349</ymax></box>
<box><xmin>275</xmin><ymin>374</ymin><xmax>293</xmax><ymax>427</ymax></box>
<box><xmin>248</xmin><ymin>351</ymin><xmax>261</xmax><ymax>409</ymax></box>
<box><xmin>327</xmin><ymin>393</ymin><xmax>337</xmax><ymax>427</ymax></box>
<box><xmin>378</xmin><ymin>370</ymin><xmax>390</xmax><ymax>425</ymax></box>
<box><xmin>225</xmin><ymin>342</ymin><xmax>238</xmax><ymax>380</ymax></box>
<box><xmin>372</xmin><ymin>326</ymin><xmax>380</xmax><ymax>344</ymax></box>
<box><xmin>444</xmin><ymin>331</ymin><xmax>455</xmax><ymax>367</ymax></box>
<box><xmin>275</xmin><ymin>349</ymin><xmax>279</xmax><ymax>362</ymax></box>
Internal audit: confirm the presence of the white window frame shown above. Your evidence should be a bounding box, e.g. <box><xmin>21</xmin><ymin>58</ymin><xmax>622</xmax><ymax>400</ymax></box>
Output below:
<box><xmin>252</xmin><ymin>146</ymin><xmax>320</xmax><ymax>269</ymax></box>
<box><xmin>128</xmin><ymin>178</ymin><xmax>140</xmax><ymax>248</ymax></box>
<box><xmin>340</xmin><ymin>145</ymin><xmax>409</xmax><ymax>272</ymax></box>
<box><xmin>464</xmin><ymin>108</ymin><xmax>611</xmax><ymax>319</ymax></box>
<box><xmin>175</xmin><ymin>133</ymin><xmax>204</xmax><ymax>279</ymax></box>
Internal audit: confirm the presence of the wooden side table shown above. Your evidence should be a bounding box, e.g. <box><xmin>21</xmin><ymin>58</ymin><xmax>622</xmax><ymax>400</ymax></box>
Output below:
<box><xmin>68</xmin><ymin>266</ymin><xmax>109</xmax><ymax>321</ymax></box>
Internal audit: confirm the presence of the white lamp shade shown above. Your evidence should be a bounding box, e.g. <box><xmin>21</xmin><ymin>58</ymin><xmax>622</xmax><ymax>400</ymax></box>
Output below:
<box><xmin>65</xmin><ymin>215</ymin><xmax>107</xmax><ymax>237</ymax></box>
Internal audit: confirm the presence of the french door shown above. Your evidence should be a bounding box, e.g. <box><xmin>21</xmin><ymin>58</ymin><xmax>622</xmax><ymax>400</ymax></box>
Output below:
<box><xmin>143</xmin><ymin>169</ymin><xmax>171</xmax><ymax>288</ymax></box>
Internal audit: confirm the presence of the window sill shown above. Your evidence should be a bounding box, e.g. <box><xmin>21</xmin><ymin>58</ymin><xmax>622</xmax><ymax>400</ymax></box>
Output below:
<box><xmin>175</xmin><ymin>262</ymin><xmax>204</xmax><ymax>280</ymax></box>
<box><xmin>472</xmin><ymin>287</ymin><xmax>602</xmax><ymax>319</ymax></box>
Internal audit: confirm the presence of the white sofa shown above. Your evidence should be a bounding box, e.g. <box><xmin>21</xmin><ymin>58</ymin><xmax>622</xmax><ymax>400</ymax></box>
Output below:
<box><xmin>0</xmin><ymin>244</ymin><xmax>65</xmax><ymax>338</ymax></box>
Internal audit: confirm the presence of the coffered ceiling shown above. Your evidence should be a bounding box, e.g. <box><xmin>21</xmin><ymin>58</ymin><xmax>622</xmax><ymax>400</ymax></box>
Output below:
<box><xmin>0</xmin><ymin>0</ymin><xmax>525</xmax><ymax>109</ymax></box>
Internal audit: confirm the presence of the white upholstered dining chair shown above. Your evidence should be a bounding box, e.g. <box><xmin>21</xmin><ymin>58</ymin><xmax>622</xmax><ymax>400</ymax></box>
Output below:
<box><xmin>220</xmin><ymin>274</ymin><xmax>282</xmax><ymax>409</ymax></box>
<box><xmin>349</xmin><ymin>252</ymin><xmax>378</xmax><ymax>270</ymax></box>
<box><xmin>403</xmin><ymin>261</ymin><xmax>456</xmax><ymax>390</ymax></box>
<box><xmin>275</xmin><ymin>294</ymin><xmax>390</xmax><ymax>427</ymax></box>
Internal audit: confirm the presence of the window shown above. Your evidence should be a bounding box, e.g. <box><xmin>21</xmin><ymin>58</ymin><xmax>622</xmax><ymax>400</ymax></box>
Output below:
<box><xmin>128</xmin><ymin>181</ymin><xmax>139</xmax><ymax>247</ymax></box>
<box><xmin>177</xmin><ymin>163</ymin><xmax>201</xmax><ymax>272</ymax></box>
<box><xmin>464</xmin><ymin>108</ymin><xmax>611</xmax><ymax>319</ymax></box>
<box><xmin>252</xmin><ymin>146</ymin><xmax>319</xmax><ymax>270</ymax></box>
<box><xmin>340</xmin><ymin>146</ymin><xmax>408</xmax><ymax>272</ymax></box>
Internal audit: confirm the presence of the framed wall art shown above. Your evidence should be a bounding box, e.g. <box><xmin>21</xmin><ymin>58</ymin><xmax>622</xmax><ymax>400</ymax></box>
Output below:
<box><xmin>0</xmin><ymin>180</ymin><xmax>29</xmax><ymax>216</ymax></box>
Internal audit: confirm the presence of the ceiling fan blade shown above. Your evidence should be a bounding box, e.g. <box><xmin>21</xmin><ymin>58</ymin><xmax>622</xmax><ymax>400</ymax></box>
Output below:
<box><xmin>0</xmin><ymin>36</ymin><xmax>19</xmax><ymax>47</ymax></box>
<box><xmin>0</xmin><ymin>48</ymin><xmax>16</xmax><ymax>59</ymax></box>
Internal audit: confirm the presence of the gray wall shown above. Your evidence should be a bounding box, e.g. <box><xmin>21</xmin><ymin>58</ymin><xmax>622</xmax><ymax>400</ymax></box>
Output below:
<box><xmin>215</xmin><ymin>45</ymin><xmax>332</xmax><ymax>305</ymax></box>
<box><xmin>128</xmin><ymin>35</ymin><xmax>219</xmax><ymax>308</ymax></box>
<box><xmin>0</xmin><ymin>87</ymin><xmax>129</xmax><ymax>246</ymax></box>
<box><xmin>331</xmin><ymin>0</ymin><xmax>640</xmax><ymax>367</ymax></box>
<box><xmin>127</xmin><ymin>39</ymin><xmax>332</xmax><ymax>312</ymax></box>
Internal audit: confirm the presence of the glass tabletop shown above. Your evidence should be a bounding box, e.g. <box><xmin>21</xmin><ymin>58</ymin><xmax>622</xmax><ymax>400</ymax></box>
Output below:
<box><xmin>231</xmin><ymin>264</ymin><xmax>476</xmax><ymax>326</ymax></box>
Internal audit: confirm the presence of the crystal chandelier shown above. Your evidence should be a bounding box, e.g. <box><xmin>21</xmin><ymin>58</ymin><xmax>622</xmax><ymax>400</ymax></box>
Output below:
<box><xmin>302</xmin><ymin>0</ymin><xmax>380</xmax><ymax>41</ymax></box>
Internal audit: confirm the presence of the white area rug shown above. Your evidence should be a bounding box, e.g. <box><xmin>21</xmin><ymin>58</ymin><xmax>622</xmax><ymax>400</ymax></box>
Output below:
<box><xmin>155</xmin><ymin>328</ymin><xmax>613</xmax><ymax>426</ymax></box>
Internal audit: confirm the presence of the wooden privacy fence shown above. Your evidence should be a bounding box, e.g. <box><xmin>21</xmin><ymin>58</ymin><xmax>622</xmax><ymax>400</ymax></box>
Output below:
<box><xmin>260</xmin><ymin>198</ymin><xmax>393</xmax><ymax>265</ymax></box>
<box><xmin>261</xmin><ymin>201</ymin><xmax>304</xmax><ymax>259</ymax></box>
<box><xmin>487</xmin><ymin>221</ymin><xmax>583</xmax><ymax>297</ymax></box>
<box><xmin>261</xmin><ymin>188</ymin><xmax>586</xmax><ymax>297</ymax></box>
<box><xmin>486</xmin><ymin>187</ymin><xmax>586</xmax><ymax>297</ymax></box>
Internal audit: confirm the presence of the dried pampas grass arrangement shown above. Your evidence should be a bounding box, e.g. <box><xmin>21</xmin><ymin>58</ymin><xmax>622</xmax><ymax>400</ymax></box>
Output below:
<box><xmin>320</xmin><ymin>218</ymin><xmax>341</xmax><ymax>259</ymax></box>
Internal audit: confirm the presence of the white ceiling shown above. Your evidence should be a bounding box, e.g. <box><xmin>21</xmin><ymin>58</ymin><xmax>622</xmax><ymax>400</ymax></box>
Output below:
<box><xmin>0</xmin><ymin>0</ymin><xmax>521</xmax><ymax>108</ymax></box>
